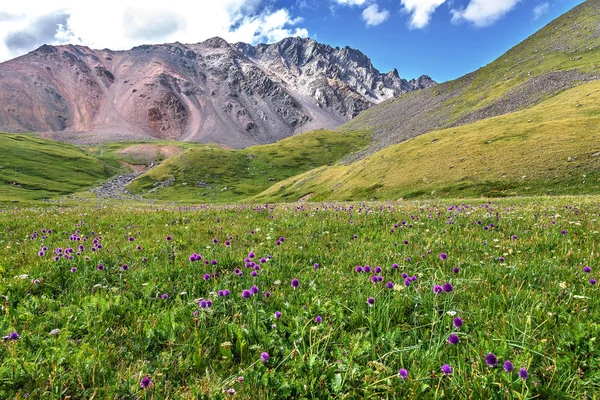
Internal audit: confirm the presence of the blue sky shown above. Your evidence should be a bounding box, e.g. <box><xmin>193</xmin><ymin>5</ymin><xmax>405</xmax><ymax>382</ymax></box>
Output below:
<box><xmin>0</xmin><ymin>0</ymin><xmax>586</xmax><ymax>83</ymax></box>
<box><xmin>282</xmin><ymin>0</ymin><xmax>585</xmax><ymax>82</ymax></box>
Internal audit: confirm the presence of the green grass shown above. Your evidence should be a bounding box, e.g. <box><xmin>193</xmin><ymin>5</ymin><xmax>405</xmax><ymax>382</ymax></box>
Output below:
<box><xmin>256</xmin><ymin>80</ymin><xmax>600</xmax><ymax>202</ymax></box>
<box><xmin>127</xmin><ymin>130</ymin><xmax>372</xmax><ymax>203</ymax></box>
<box><xmin>0</xmin><ymin>134</ymin><xmax>116</xmax><ymax>205</ymax></box>
<box><xmin>1</xmin><ymin>197</ymin><xmax>599</xmax><ymax>398</ymax></box>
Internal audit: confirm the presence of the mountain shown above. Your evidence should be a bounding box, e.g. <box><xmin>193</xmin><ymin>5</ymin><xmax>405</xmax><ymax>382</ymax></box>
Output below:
<box><xmin>340</xmin><ymin>0</ymin><xmax>600</xmax><ymax>158</ymax></box>
<box><xmin>127</xmin><ymin>0</ymin><xmax>600</xmax><ymax>203</ymax></box>
<box><xmin>0</xmin><ymin>37</ymin><xmax>434</xmax><ymax>148</ymax></box>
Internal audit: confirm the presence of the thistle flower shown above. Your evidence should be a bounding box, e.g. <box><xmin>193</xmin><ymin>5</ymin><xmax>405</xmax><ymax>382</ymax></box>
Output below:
<box><xmin>250</xmin><ymin>285</ymin><xmax>259</xmax><ymax>294</ymax></box>
<box><xmin>442</xmin><ymin>283</ymin><xmax>454</xmax><ymax>293</ymax></box>
<box><xmin>260</xmin><ymin>352</ymin><xmax>269</xmax><ymax>362</ymax></box>
<box><xmin>448</xmin><ymin>334</ymin><xmax>460</xmax><ymax>345</ymax></box>
<box><xmin>503</xmin><ymin>360</ymin><xmax>514</xmax><ymax>372</ymax></box>
<box><xmin>518</xmin><ymin>367</ymin><xmax>528</xmax><ymax>380</ymax></box>
<box><xmin>291</xmin><ymin>278</ymin><xmax>299</xmax><ymax>289</ymax></box>
<box><xmin>242</xmin><ymin>290</ymin><xmax>251</xmax><ymax>298</ymax></box>
<box><xmin>140</xmin><ymin>376</ymin><xmax>153</xmax><ymax>389</ymax></box>
<box><xmin>453</xmin><ymin>317</ymin><xmax>463</xmax><ymax>328</ymax></box>
<box><xmin>583</xmin><ymin>266</ymin><xmax>591</xmax><ymax>273</ymax></box>
<box><xmin>275</xmin><ymin>311</ymin><xmax>282</xmax><ymax>319</ymax></box>
<box><xmin>433</xmin><ymin>285</ymin><xmax>443</xmax><ymax>294</ymax></box>
<box><xmin>161</xmin><ymin>294</ymin><xmax>168</xmax><ymax>299</ymax></box>
<box><xmin>367</xmin><ymin>297</ymin><xmax>375</xmax><ymax>306</ymax></box>
<box><xmin>9</xmin><ymin>332</ymin><xmax>19</xmax><ymax>341</ymax></box>
<box><xmin>440</xmin><ymin>253</ymin><xmax>448</xmax><ymax>260</ymax></box>
<box><xmin>485</xmin><ymin>353</ymin><xmax>498</xmax><ymax>367</ymax></box>
<box><xmin>386</xmin><ymin>281</ymin><xmax>394</xmax><ymax>289</ymax></box>
<box><xmin>398</xmin><ymin>368</ymin><xmax>408</xmax><ymax>380</ymax></box>
<box><xmin>441</xmin><ymin>364</ymin><xmax>452</xmax><ymax>375</ymax></box>
<box><xmin>315</xmin><ymin>315</ymin><xmax>322</xmax><ymax>323</ymax></box>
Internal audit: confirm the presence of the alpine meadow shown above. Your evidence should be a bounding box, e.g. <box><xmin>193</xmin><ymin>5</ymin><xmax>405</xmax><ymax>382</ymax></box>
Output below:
<box><xmin>1</xmin><ymin>0</ymin><xmax>600</xmax><ymax>399</ymax></box>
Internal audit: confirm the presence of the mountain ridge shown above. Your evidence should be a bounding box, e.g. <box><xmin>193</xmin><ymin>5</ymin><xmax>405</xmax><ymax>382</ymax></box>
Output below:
<box><xmin>0</xmin><ymin>36</ymin><xmax>434</xmax><ymax>148</ymax></box>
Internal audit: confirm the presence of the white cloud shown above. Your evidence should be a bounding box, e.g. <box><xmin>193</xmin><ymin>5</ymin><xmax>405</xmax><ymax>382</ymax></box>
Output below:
<box><xmin>451</xmin><ymin>0</ymin><xmax>521</xmax><ymax>27</ymax></box>
<box><xmin>333</xmin><ymin>0</ymin><xmax>369</xmax><ymax>6</ymax></box>
<box><xmin>533</xmin><ymin>2</ymin><xmax>549</xmax><ymax>21</ymax></box>
<box><xmin>0</xmin><ymin>0</ymin><xmax>308</xmax><ymax>62</ymax></box>
<box><xmin>362</xmin><ymin>4</ymin><xmax>390</xmax><ymax>26</ymax></box>
<box><xmin>400</xmin><ymin>0</ymin><xmax>446</xmax><ymax>29</ymax></box>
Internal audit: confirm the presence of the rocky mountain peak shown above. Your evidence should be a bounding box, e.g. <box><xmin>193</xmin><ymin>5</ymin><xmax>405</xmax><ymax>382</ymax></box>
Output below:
<box><xmin>0</xmin><ymin>36</ymin><xmax>435</xmax><ymax>147</ymax></box>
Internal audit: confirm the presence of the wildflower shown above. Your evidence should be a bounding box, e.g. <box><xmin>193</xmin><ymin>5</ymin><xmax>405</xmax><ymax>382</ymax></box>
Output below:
<box><xmin>250</xmin><ymin>285</ymin><xmax>259</xmax><ymax>294</ymax></box>
<box><xmin>453</xmin><ymin>317</ymin><xmax>463</xmax><ymax>328</ymax></box>
<box><xmin>355</xmin><ymin>266</ymin><xmax>363</xmax><ymax>273</ymax></box>
<box><xmin>448</xmin><ymin>334</ymin><xmax>460</xmax><ymax>345</ymax></box>
<box><xmin>398</xmin><ymin>368</ymin><xmax>408</xmax><ymax>380</ymax></box>
<box><xmin>199</xmin><ymin>299</ymin><xmax>208</xmax><ymax>308</ymax></box>
<box><xmin>518</xmin><ymin>367</ymin><xmax>528</xmax><ymax>380</ymax></box>
<box><xmin>402</xmin><ymin>272</ymin><xmax>408</xmax><ymax>279</ymax></box>
<box><xmin>275</xmin><ymin>311</ymin><xmax>282</xmax><ymax>319</ymax></box>
<box><xmin>590</xmin><ymin>279</ymin><xmax>597</xmax><ymax>285</ymax></box>
<box><xmin>367</xmin><ymin>297</ymin><xmax>375</xmax><ymax>306</ymax></box>
<box><xmin>166</xmin><ymin>236</ymin><xmax>172</xmax><ymax>241</ymax></box>
<box><xmin>386</xmin><ymin>281</ymin><xmax>394</xmax><ymax>289</ymax></box>
<box><xmin>140</xmin><ymin>376</ymin><xmax>153</xmax><ymax>389</ymax></box>
<box><xmin>264</xmin><ymin>291</ymin><xmax>271</xmax><ymax>298</ymax></box>
<box><xmin>260</xmin><ymin>352</ymin><xmax>269</xmax><ymax>362</ymax></box>
<box><xmin>441</xmin><ymin>364</ymin><xmax>452</xmax><ymax>375</ymax></box>
<box><xmin>374</xmin><ymin>266</ymin><xmax>382</xmax><ymax>273</ymax></box>
<box><xmin>404</xmin><ymin>278</ymin><xmax>411</xmax><ymax>287</ymax></box>
<box><xmin>442</xmin><ymin>283</ymin><xmax>454</xmax><ymax>293</ymax></box>
<box><xmin>485</xmin><ymin>353</ymin><xmax>498</xmax><ymax>367</ymax></box>
<box><xmin>203</xmin><ymin>274</ymin><xmax>210</xmax><ymax>281</ymax></box>
<box><xmin>161</xmin><ymin>294</ymin><xmax>168</xmax><ymax>299</ymax></box>
<box><xmin>315</xmin><ymin>315</ymin><xmax>322</xmax><ymax>323</ymax></box>
<box><xmin>9</xmin><ymin>332</ymin><xmax>19</xmax><ymax>341</ymax></box>
<box><xmin>392</xmin><ymin>263</ymin><xmax>399</xmax><ymax>269</ymax></box>
<box><xmin>314</xmin><ymin>263</ymin><xmax>319</xmax><ymax>269</ymax></box>
<box><xmin>583</xmin><ymin>266</ymin><xmax>591</xmax><ymax>273</ymax></box>
<box><xmin>71</xmin><ymin>267</ymin><xmax>77</xmax><ymax>273</ymax></box>
<box><xmin>121</xmin><ymin>264</ymin><xmax>128</xmax><ymax>271</ymax></box>
<box><xmin>433</xmin><ymin>285</ymin><xmax>443</xmax><ymax>294</ymax></box>
<box><xmin>499</xmin><ymin>257</ymin><xmax>505</xmax><ymax>262</ymax></box>
<box><xmin>291</xmin><ymin>278</ymin><xmax>300</xmax><ymax>289</ymax></box>
<box><xmin>440</xmin><ymin>253</ymin><xmax>448</xmax><ymax>260</ymax></box>
<box><xmin>453</xmin><ymin>267</ymin><xmax>460</xmax><ymax>273</ymax></box>
<box><xmin>504</xmin><ymin>360</ymin><xmax>514</xmax><ymax>372</ymax></box>
<box><xmin>242</xmin><ymin>290</ymin><xmax>251</xmax><ymax>298</ymax></box>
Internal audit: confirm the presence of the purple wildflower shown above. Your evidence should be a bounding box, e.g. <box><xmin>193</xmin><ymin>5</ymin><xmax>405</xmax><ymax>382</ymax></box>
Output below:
<box><xmin>485</xmin><ymin>353</ymin><xmax>498</xmax><ymax>367</ymax></box>
<box><xmin>250</xmin><ymin>285</ymin><xmax>259</xmax><ymax>294</ymax></box>
<box><xmin>453</xmin><ymin>317</ymin><xmax>463</xmax><ymax>328</ymax></box>
<box><xmin>275</xmin><ymin>311</ymin><xmax>282</xmax><ymax>319</ymax></box>
<box><xmin>367</xmin><ymin>297</ymin><xmax>374</xmax><ymax>306</ymax></box>
<box><xmin>140</xmin><ymin>376</ymin><xmax>153</xmax><ymax>389</ymax></box>
<box><xmin>440</xmin><ymin>253</ymin><xmax>448</xmax><ymax>260</ymax></box>
<box><xmin>448</xmin><ymin>334</ymin><xmax>460</xmax><ymax>345</ymax></box>
<box><xmin>504</xmin><ymin>360</ymin><xmax>514</xmax><ymax>372</ymax></box>
<box><xmin>260</xmin><ymin>352</ymin><xmax>269</xmax><ymax>362</ymax></box>
<box><xmin>398</xmin><ymin>368</ymin><xmax>408</xmax><ymax>380</ymax></box>
<box><xmin>442</xmin><ymin>283</ymin><xmax>454</xmax><ymax>293</ymax></box>
<box><xmin>583</xmin><ymin>266</ymin><xmax>591</xmax><ymax>273</ymax></box>
<box><xmin>291</xmin><ymin>278</ymin><xmax>299</xmax><ymax>289</ymax></box>
<box><xmin>9</xmin><ymin>332</ymin><xmax>19</xmax><ymax>341</ymax></box>
<box><xmin>518</xmin><ymin>367</ymin><xmax>528</xmax><ymax>380</ymax></box>
<box><xmin>386</xmin><ymin>281</ymin><xmax>394</xmax><ymax>289</ymax></box>
<box><xmin>441</xmin><ymin>364</ymin><xmax>452</xmax><ymax>375</ymax></box>
<box><xmin>242</xmin><ymin>290</ymin><xmax>251</xmax><ymax>298</ymax></box>
<box><xmin>433</xmin><ymin>285</ymin><xmax>443</xmax><ymax>294</ymax></box>
<box><xmin>161</xmin><ymin>294</ymin><xmax>168</xmax><ymax>299</ymax></box>
<box><xmin>315</xmin><ymin>315</ymin><xmax>322</xmax><ymax>323</ymax></box>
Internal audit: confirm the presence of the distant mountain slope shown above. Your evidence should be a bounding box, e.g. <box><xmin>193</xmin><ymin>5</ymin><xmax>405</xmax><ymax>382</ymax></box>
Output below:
<box><xmin>255</xmin><ymin>80</ymin><xmax>600</xmax><ymax>201</ymax></box>
<box><xmin>342</xmin><ymin>0</ymin><xmax>600</xmax><ymax>158</ymax></box>
<box><xmin>0</xmin><ymin>134</ymin><xmax>115</xmax><ymax>203</ymax></box>
<box><xmin>0</xmin><ymin>37</ymin><xmax>433</xmax><ymax>148</ymax></box>
<box><xmin>126</xmin><ymin>129</ymin><xmax>371</xmax><ymax>203</ymax></box>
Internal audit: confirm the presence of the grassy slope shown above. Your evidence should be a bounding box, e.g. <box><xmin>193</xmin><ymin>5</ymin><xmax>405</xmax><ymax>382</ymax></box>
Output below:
<box><xmin>0</xmin><ymin>134</ymin><xmax>116</xmax><ymax>204</ymax></box>
<box><xmin>127</xmin><ymin>130</ymin><xmax>372</xmax><ymax>203</ymax></box>
<box><xmin>342</xmin><ymin>0</ymin><xmax>600</xmax><ymax>145</ymax></box>
<box><xmin>256</xmin><ymin>80</ymin><xmax>600</xmax><ymax>202</ymax></box>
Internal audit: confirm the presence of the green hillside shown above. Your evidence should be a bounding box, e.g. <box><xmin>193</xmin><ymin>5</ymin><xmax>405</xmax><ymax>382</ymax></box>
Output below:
<box><xmin>0</xmin><ymin>134</ymin><xmax>116</xmax><ymax>204</ymax></box>
<box><xmin>342</xmin><ymin>0</ymin><xmax>600</xmax><ymax>156</ymax></box>
<box><xmin>127</xmin><ymin>129</ymin><xmax>371</xmax><ymax>203</ymax></box>
<box><xmin>255</xmin><ymin>80</ymin><xmax>600</xmax><ymax>202</ymax></box>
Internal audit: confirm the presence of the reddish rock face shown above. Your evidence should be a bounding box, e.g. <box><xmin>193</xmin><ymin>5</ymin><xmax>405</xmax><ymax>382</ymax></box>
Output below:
<box><xmin>0</xmin><ymin>38</ymin><xmax>434</xmax><ymax>148</ymax></box>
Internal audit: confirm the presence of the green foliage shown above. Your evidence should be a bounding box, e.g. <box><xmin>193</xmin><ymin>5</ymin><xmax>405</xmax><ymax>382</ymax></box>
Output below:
<box><xmin>0</xmin><ymin>134</ymin><xmax>115</xmax><ymax>205</ymax></box>
<box><xmin>127</xmin><ymin>130</ymin><xmax>372</xmax><ymax>203</ymax></box>
<box><xmin>0</xmin><ymin>198</ymin><xmax>599</xmax><ymax>398</ymax></box>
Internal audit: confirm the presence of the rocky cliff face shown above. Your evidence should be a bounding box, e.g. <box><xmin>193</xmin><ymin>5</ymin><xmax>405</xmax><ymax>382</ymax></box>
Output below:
<box><xmin>0</xmin><ymin>37</ymin><xmax>435</xmax><ymax>147</ymax></box>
